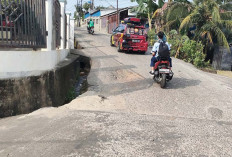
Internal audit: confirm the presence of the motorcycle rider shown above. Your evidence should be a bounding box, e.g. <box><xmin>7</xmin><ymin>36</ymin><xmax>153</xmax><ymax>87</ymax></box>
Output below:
<box><xmin>149</xmin><ymin>31</ymin><xmax>172</xmax><ymax>75</ymax></box>
<box><xmin>87</xmin><ymin>18</ymin><xmax>94</xmax><ymax>31</ymax></box>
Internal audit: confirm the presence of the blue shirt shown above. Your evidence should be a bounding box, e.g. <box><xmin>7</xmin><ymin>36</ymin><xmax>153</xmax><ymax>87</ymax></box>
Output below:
<box><xmin>152</xmin><ymin>39</ymin><xmax>171</xmax><ymax>57</ymax></box>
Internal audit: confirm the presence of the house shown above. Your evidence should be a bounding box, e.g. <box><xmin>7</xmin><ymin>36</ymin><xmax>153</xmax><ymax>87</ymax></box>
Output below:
<box><xmin>82</xmin><ymin>7</ymin><xmax>136</xmax><ymax>34</ymax></box>
<box><xmin>100</xmin><ymin>7</ymin><xmax>136</xmax><ymax>34</ymax></box>
<box><xmin>82</xmin><ymin>9</ymin><xmax>116</xmax><ymax>32</ymax></box>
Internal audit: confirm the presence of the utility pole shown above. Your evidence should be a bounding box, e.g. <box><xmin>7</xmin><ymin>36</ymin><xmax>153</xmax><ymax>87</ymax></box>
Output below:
<box><xmin>117</xmin><ymin>0</ymin><xmax>119</xmax><ymax>25</ymax></box>
<box><xmin>92</xmin><ymin>0</ymin><xmax>94</xmax><ymax>9</ymax></box>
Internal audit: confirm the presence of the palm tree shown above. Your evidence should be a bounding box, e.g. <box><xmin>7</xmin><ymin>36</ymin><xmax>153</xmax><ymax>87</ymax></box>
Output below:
<box><xmin>162</xmin><ymin>1</ymin><xmax>192</xmax><ymax>32</ymax></box>
<box><xmin>179</xmin><ymin>0</ymin><xmax>232</xmax><ymax>52</ymax></box>
<box><xmin>130</xmin><ymin>0</ymin><xmax>164</xmax><ymax>30</ymax></box>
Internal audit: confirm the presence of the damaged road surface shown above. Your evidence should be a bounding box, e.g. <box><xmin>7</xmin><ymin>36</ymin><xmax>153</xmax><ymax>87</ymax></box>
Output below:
<box><xmin>1</xmin><ymin>28</ymin><xmax>232</xmax><ymax>157</ymax></box>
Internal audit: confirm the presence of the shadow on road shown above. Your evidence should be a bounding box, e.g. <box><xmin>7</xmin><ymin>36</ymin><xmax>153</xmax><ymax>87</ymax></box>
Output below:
<box><xmin>88</xmin><ymin>77</ymin><xmax>153</xmax><ymax>97</ymax></box>
<box><xmin>77</xmin><ymin>40</ymin><xmax>94</xmax><ymax>43</ymax></box>
<box><xmin>167</xmin><ymin>77</ymin><xmax>201</xmax><ymax>89</ymax></box>
<box><xmin>91</xmin><ymin>65</ymin><xmax>136</xmax><ymax>73</ymax></box>
<box><xmin>83</xmin><ymin>46</ymin><xmax>106</xmax><ymax>49</ymax></box>
<box><xmin>91</xmin><ymin>55</ymin><xmax>118</xmax><ymax>60</ymax></box>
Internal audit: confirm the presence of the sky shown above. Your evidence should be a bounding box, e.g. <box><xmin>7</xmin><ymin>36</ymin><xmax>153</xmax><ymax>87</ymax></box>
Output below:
<box><xmin>66</xmin><ymin>0</ymin><xmax>138</xmax><ymax>17</ymax></box>
<box><xmin>66</xmin><ymin>0</ymin><xmax>193</xmax><ymax>17</ymax></box>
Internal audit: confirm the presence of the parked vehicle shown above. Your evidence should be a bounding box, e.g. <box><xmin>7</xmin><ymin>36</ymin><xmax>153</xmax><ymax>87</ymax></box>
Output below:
<box><xmin>153</xmin><ymin>57</ymin><xmax>173</xmax><ymax>88</ymax></box>
<box><xmin>110</xmin><ymin>18</ymin><xmax>148</xmax><ymax>54</ymax></box>
<box><xmin>88</xmin><ymin>26</ymin><xmax>94</xmax><ymax>35</ymax></box>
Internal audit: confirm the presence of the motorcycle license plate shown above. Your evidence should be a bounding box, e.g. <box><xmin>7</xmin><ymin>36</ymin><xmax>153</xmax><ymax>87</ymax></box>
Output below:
<box><xmin>159</xmin><ymin>69</ymin><xmax>170</xmax><ymax>73</ymax></box>
<box><xmin>132</xmin><ymin>40</ymin><xmax>140</xmax><ymax>43</ymax></box>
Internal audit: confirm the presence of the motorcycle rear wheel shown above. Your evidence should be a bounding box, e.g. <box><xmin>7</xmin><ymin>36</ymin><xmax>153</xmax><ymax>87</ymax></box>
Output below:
<box><xmin>160</xmin><ymin>74</ymin><xmax>166</xmax><ymax>88</ymax></box>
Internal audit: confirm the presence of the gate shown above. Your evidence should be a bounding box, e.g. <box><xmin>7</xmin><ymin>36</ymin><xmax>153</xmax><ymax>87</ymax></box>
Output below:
<box><xmin>0</xmin><ymin>0</ymin><xmax>46</xmax><ymax>48</ymax></box>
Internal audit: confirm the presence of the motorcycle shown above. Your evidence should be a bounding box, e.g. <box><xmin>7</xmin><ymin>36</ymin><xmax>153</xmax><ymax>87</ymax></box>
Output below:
<box><xmin>153</xmin><ymin>57</ymin><xmax>173</xmax><ymax>88</ymax></box>
<box><xmin>88</xmin><ymin>26</ymin><xmax>94</xmax><ymax>35</ymax></box>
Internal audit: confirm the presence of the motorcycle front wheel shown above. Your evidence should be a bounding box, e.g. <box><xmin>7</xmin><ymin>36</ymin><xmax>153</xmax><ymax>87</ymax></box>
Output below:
<box><xmin>160</xmin><ymin>73</ymin><xmax>166</xmax><ymax>88</ymax></box>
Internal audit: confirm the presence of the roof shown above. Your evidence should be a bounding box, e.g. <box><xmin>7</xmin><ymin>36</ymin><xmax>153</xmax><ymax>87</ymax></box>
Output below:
<box><xmin>84</xmin><ymin>9</ymin><xmax>118</xmax><ymax>18</ymax></box>
<box><xmin>100</xmin><ymin>6</ymin><xmax>135</xmax><ymax>17</ymax></box>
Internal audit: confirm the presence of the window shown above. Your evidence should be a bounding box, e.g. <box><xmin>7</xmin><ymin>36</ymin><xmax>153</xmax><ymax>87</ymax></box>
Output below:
<box><xmin>118</xmin><ymin>24</ymin><xmax>125</xmax><ymax>33</ymax></box>
<box><xmin>115</xmin><ymin>27</ymin><xmax>120</xmax><ymax>32</ymax></box>
<box><xmin>127</xmin><ymin>27</ymin><xmax>145</xmax><ymax>35</ymax></box>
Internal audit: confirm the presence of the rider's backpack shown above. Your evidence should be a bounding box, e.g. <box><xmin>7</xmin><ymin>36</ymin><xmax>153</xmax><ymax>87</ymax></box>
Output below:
<box><xmin>158</xmin><ymin>41</ymin><xmax>170</xmax><ymax>59</ymax></box>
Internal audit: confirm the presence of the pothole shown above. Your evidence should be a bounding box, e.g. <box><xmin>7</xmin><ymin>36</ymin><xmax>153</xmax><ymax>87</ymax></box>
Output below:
<box><xmin>207</xmin><ymin>107</ymin><xmax>223</xmax><ymax>119</ymax></box>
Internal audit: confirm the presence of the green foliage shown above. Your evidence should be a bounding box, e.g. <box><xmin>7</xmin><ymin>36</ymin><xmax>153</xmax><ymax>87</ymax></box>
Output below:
<box><xmin>158</xmin><ymin>0</ymin><xmax>165</xmax><ymax>8</ymax></box>
<box><xmin>83</xmin><ymin>2</ymin><xmax>90</xmax><ymax>12</ymax></box>
<box><xmin>95</xmin><ymin>5</ymin><xmax>106</xmax><ymax>10</ymax></box>
<box><xmin>130</xmin><ymin>0</ymin><xmax>159</xmax><ymax>15</ymax></box>
<box><xmin>174</xmin><ymin>0</ymin><xmax>190</xmax><ymax>2</ymax></box>
<box><xmin>65</xmin><ymin>87</ymin><xmax>76</xmax><ymax>104</ymax></box>
<box><xmin>180</xmin><ymin>40</ymin><xmax>209</xmax><ymax>68</ymax></box>
<box><xmin>130</xmin><ymin>0</ymin><xmax>161</xmax><ymax>30</ymax></box>
<box><xmin>74</xmin><ymin>5</ymin><xmax>84</xmax><ymax>20</ymax></box>
<box><xmin>167</xmin><ymin>30</ymin><xmax>189</xmax><ymax>56</ymax></box>
<box><xmin>147</xmin><ymin>28</ymin><xmax>156</xmax><ymax>45</ymax></box>
<box><xmin>167</xmin><ymin>30</ymin><xmax>209</xmax><ymax>68</ymax></box>
<box><xmin>179</xmin><ymin>0</ymin><xmax>232</xmax><ymax>52</ymax></box>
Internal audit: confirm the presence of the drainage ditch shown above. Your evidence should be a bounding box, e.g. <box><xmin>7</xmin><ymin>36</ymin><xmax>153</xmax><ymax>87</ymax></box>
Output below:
<box><xmin>64</xmin><ymin>54</ymin><xmax>91</xmax><ymax>104</ymax></box>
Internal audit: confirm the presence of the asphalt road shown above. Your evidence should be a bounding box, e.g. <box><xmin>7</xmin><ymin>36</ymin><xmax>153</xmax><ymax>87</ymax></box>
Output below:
<box><xmin>1</xmin><ymin>27</ymin><xmax>232</xmax><ymax>157</ymax></box>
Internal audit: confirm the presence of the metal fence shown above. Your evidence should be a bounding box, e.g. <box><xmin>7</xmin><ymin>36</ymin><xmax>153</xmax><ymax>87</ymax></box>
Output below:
<box><xmin>54</xmin><ymin>0</ymin><xmax>60</xmax><ymax>48</ymax></box>
<box><xmin>0</xmin><ymin>0</ymin><xmax>46</xmax><ymax>48</ymax></box>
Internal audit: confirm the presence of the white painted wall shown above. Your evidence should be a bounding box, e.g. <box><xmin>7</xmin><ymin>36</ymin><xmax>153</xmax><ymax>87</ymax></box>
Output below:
<box><xmin>70</xmin><ymin>19</ymin><xmax>75</xmax><ymax>49</ymax></box>
<box><xmin>66</xmin><ymin>13</ymin><xmax>71</xmax><ymax>49</ymax></box>
<box><xmin>60</xmin><ymin>1</ymin><xmax>66</xmax><ymax>49</ymax></box>
<box><xmin>0</xmin><ymin>0</ymin><xmax>73</xmax><ymax>79</ymax></box>
<box><xmin>46</xmin><ymin>0</ymin><xmax>56</xmax><ymax>51</ymax></box>
<box><xmin>0</xmin><ymin>49</ymin><xmax>70</xmax><ymax>78</ymax></box>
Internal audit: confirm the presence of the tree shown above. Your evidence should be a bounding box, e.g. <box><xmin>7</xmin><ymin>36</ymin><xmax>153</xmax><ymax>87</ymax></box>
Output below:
<box><xmin>179</xmin><ymin>0</ymin><xmax>232</xmax><ymax>51</ymax></box>
<box><xmin>131</xmin><ymin>0</ymin><xmax>164</xmax><ymax>30</ymax></box>
<box><xmin>164</xmin><ymin>0</ymin><xmax>232</xmax><ymax>62</ymax></box>
<box><xmin>83</xmin><ymin>2</ymin><xmax>90</xmax><ymax>12</ymax></box>
<box><xmin>163</xmin><ymin>1</ymin><xmax>192</xmax><ymax>31</ymax></box>
<box><xmin>74</xmin><ymin>5</ymin><xmax>84</xmax><ymax>20</ymax></box>
<box><xmin>95</xmin><ymin>5</ymin><xmax>106</xmax><ymax>10</ymax></box>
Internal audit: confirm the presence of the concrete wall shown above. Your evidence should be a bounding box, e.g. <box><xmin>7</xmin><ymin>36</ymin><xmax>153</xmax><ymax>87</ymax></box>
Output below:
<box><xmin>70</xmin><ymin>19</ymin><xmax>75</xmax><ymax>49</ymax></box>
<box><xmin>100</xmin><ymin>16</ymin><xmax>109</xmax><ymax>34</ymax></box>
<box><xmin>0</xmin><ymin>49</ymin><xmax>69</xmax><ymax>79</ymax></box>
<box><xmin>0</xmin><ymin>53</ymin><xmax>80</xmax><ymax>118</ymax></box>
<box><xmin>212</xmin><ymin>47</ymin><xmax>232</xmax><ymax>70</ymax></box>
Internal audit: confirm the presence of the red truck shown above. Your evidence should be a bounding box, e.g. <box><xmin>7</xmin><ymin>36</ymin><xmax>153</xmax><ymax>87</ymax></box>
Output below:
<box><xmin>110</xmin><ymin>18</ymin><xmax>148</xmax><ymax>54</ymax></box>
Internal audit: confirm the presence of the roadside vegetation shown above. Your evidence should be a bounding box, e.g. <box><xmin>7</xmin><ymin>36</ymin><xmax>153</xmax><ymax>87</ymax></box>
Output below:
<box><xmin>134</xmin><ymin>0</ymin><xmax>232</xmax><ymax>69</ymax></box>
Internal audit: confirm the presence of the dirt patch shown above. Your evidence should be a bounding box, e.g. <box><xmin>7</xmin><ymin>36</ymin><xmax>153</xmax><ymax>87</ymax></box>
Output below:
<box><xmin>111</xmin><ymin>69</ymin><xmax>143</xmax><ymax>83</ymax></box>
<box><xmin>217</xmin><ymin>70</ymin><xmax>232</xmax><ymax>78</ymax></box>
<box><xmin>200</xmin><ymin>68</ymin><xmax>217</xmax><ymax>74</ymax></box>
